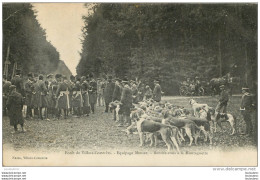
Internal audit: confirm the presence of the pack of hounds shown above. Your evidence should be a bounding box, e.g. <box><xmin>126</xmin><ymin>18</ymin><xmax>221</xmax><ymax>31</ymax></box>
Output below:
<box><xmin>110</xmin><ymin>99</ymin><xmax>236</xmax><ymax>153</ymax></box>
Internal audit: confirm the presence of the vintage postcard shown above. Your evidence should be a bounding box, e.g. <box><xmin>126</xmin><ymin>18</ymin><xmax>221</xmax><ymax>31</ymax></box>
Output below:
<box><xmin>2</xmin><ymin>2</ymin><xmax>257</xmax><ymax>166</ymax></box>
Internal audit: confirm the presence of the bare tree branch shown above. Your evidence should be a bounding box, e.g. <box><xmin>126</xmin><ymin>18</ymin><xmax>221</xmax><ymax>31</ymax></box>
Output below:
<box><xmin>3</xmin><ymin>8</ymin><xmax>24</xmax><ymax>22</ymax></box>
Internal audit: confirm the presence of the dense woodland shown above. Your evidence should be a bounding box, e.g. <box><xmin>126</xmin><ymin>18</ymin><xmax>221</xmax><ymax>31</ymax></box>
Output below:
<box><xmin>77</xmin><ymin>3</ymin><xmax>257</xmax><ymax>95</ymax></box>
<box><xmin>3</xmin><ymin>3</ymin><xmax>71</xmax><ymax>79</ymax></box>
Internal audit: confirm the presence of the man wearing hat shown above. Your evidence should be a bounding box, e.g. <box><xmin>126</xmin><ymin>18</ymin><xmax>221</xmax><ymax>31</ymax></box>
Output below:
<box><xmin>6</xmin><ymin>85</ymin><xmax>26</xmax><ymax>133</ymax></box>
<box><xmin>153</xmin><ymin>80</ymin><xmax>162</xmax><ymax>102</ymax></box>
<box><xmin>215</xmin><ymin>84</ymin><xmax>229</xmax><ymax>113</ymax></box>
<box><xmin>240</xmin><ymin>86</ymin><xmax>256</xmax><ymax>137</ymax></box>
<box><xmin>104</xmin><ymin>75</ymin><xmax>115</xmax><ymax>113</ymax></box>
<box><xmin>118</xmin><ymin>78</ymin><xmax>132</xmax><ymax>127</ymax></box>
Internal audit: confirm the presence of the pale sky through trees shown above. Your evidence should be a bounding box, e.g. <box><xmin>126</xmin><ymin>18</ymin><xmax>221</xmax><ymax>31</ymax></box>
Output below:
<box><xmin>32</xmin><ymin>3</ymin><xmax>89</xmax><ymax>75</ymax></box>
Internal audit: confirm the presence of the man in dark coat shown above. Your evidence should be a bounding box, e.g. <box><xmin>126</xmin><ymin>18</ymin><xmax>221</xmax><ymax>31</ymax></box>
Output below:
<box><xmin>137</xmin><ymin>81</ymin><xmax>145</xmax><ymax>101</ymax></box>
<box><xmin>38</xmin><ymin>74</ymin><xmax>48</xmax><ymax>120</ymax></box>
<box><xmin>56</xmin><ymin>75</ymin><xmax>71</xmax><ymax>119</ymax></box>
<box><xmin>215</xmin><ymin>85</ymin><xmax>229</xmax><ymax>113</ymax></box>
<box><xmin>118</xmin><ymin>79</ymin><xmax>133</xmax><ymax>127</ymax></box>
<box><xmin>89</xmin><ymin>74</ymin><xmax>97</xmax><ymax>114</ymax></box>
<box><xmin>3</xmin><ymin>79</ymin><xmax>12</xmax><ymax>116</ymax></box>
<box><xmin>7</xmin><ymin>85</ymin><xmax>25</xmax><ymax>133</ymax></box>
<box><xmin>24</xmin><ymin>73</ymin><xmax>34</xmax><ymax>119</ymax></box>
<box><xmin>46</xmin><ymin>74</ymin><xmax>57</xmax><ymax>119</ymax></box>
<box><xmin>240</xmin><ymin>87</ymin><xmax>256</xmax><ymax>137</ymax></box>
<box><xmin>112</xmin><ymin>78</ymin><xmax>122</xmax><ymax>121</ymax></box>
<box><xmin>112</xmin><ymin>78</ymin><xmax>122</xmax><ymax>102</ymax></box>
<box><xmin>11</xmin><ymin>70</ymin><xmax>25</xmax><ymax>97</ymax></box>
<box><xmin>131</xmin><ymin>82</ymin><xmax>139</xmax><ymax>104</ymax></box>
<box><xmin>68</xmin><ymin>75</ymin><xmax>76</xmax><ymax>115</ymax></box>
<box><xmin>97</xmin><ymin>78</ymin><xmax>104</xmax><ymax>106</ymax></box>
<box><xmin>144</xmin><ymin>85</ymin><xmax>153</xmax><ymax>100</ymax></box>
<box><xmin>72</xmin><ymin>80</ymin><xmax>83</xmax><ymax>117</ymax></box>
<box><xmin>153</xmin><ymin>80</ymin><xmax>162</xmax><ymax>102</ymax></box>
<box><xmin>104</xmin><ymin>76</ymin><xmax>115</xmax><ymax>113</ymax></box>
<box><xmin>81</xmin><ymin>78</ymin><xmax>91</xmax><ymax>116</ymax></box>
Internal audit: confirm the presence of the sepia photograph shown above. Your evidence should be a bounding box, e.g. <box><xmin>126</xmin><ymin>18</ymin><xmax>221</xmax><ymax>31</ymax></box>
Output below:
<box><xmin>2</xmin><ymin>2</ymin><xmax>258</xmax><ymax>167</ymax></box>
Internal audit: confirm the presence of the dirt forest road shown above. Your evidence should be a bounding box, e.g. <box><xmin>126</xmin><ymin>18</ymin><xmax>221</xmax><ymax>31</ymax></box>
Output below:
<box><xmin>2</xmin><ymin>96</ymin><xmax>257</xmax><ymax>155</ymax></box>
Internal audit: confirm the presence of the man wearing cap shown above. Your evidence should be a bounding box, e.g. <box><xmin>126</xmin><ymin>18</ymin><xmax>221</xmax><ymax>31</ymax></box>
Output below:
<box><xmin>112</xmin><ymin>78</ymin><xmax>122</xmax><ymax>121</ymax></box>
<box><xmin>153</xmin><ymin>80</ymin><xmax>162</xmax><ymax>102</ymax></box>
<box><xmin>7</xmin><ymin>85</ymin><xmax>26</xmax><ymax>133</ymax></box>
<box><xmin>81</xmin><ymin>78</ymin><xmax>91</xmax><ymax>116</ymax></box>
<box><xmin>104</xmin><ymin>76</ymin><xmax>115</xmax><ymax>113</ymax></box>
<box><xmin>24</xmin><ymin>73</ymin><xmax>34</xmax><ymax>119</ymax></box>
<box><xmin>3</xmin><ymin>78</ymin><xmax>12</xmax><ymax>116</ymax></box>
<box><xmin>118</xmin><ymin>78</ymin><xmax>133</xmax><ymax>127</ymax></box>
<box><xmin>89</xmin><ymin>74</ymin><xmax>97</xmax><ymax>114</ymax></box>
<box><xmin>72</xmin><ymin>79</ymin><xmax>83</xmax><ymax>117</ymax></box>
<box><xmin>195</xmin><ymin>76</ymin><xmax>201</xmax><ymax>95</ymax></box>
<box><xmin>112</xmin><ymin>78</ymin><xmax>122</xmax><ymax>102</ymax></box>
<box><xmin>215</xmin><ymin>85</ymin><xmax>229</xmax><ymax>113</ymax></box>
<box><xmin>46</xmin><ymin>74</ymin><xmax>56</xmax><ymax>119</ymax></box>
<box><xmin>144</xmin><ymin>85</ymin><xmax>153</xmax><ymax>100</ymax></box>
<box><xmin>240</xmin><ymin>87</ymin><xmax>256</xmax><ymax>137</ymax></box>
<box><xmin>38</xmin><ymin>74</ymin><xmax>49</xmax><ymax>120</ymax></box>
<box><xmin>11</xmin><ymin>69</ymin><xmax>25</xmax><ymax>97</ymax></box>
<box><xmin>131</xmin><ymin>82</ymin><xmax>139</xmax><ymax>104</ymax></box>
<box><xmin>97</xmin><ymin>78</ymin><xmax>104</xmax><ymax>106</ymax></box>
<box><xmin>137</xmin><ymin>81</ymin><xmax>145</xmax><ymax>101</ymax></box>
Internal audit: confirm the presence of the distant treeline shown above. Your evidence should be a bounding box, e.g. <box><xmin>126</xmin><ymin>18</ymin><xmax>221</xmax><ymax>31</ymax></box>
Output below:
<box><xmin>77</xmin><ymin>3</ymin><xmax>257</xmax><ymax>95</ymax></box>
<box><xmin>3</xmin><ymin>3</ymin><xmax>71</xmax><ymax>79</ymax></box>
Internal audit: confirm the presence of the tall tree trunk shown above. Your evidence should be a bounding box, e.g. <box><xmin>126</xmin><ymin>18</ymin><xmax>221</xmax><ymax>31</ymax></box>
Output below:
<box><xmin>4</xmin><ymin>42</ymin><xmax>10</xmax><ymax>79</ymax></box>
<box><xmin>218</xmin><ymin>30</ymin><xmax>222</xmax><ymax>77</ymax></box>
<box><xmin>244</xmin><ymin>43</ymin><xmax>248</xmax><ymax>85</ymax></box>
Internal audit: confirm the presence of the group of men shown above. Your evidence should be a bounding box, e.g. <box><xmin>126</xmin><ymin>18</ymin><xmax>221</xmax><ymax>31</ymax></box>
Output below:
<box><xmin>3</xmin><ymin>70</ymin><xmax>162</xmax><ymax>132</ymax></box>
<box><xmin>181</xmin><ymin>76</ymin><xmax>201</xmax><ymax>95</ymax></box>
<box><xmin>216</xmin><ymin>84</ymin><xmax>256</xmax><ymax>138</ymax></box>
<box><xmin>104</xmin><ymin>77</ymin><xmax>162</xmax><ymax>127</ymax></box>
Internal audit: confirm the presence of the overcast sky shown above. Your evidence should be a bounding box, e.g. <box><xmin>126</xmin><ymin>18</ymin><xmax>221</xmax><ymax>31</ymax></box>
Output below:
<box><xmin>32</xmin><ymin>3</ymin><xmax>90</xmax><ymax>75</ymax></box>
